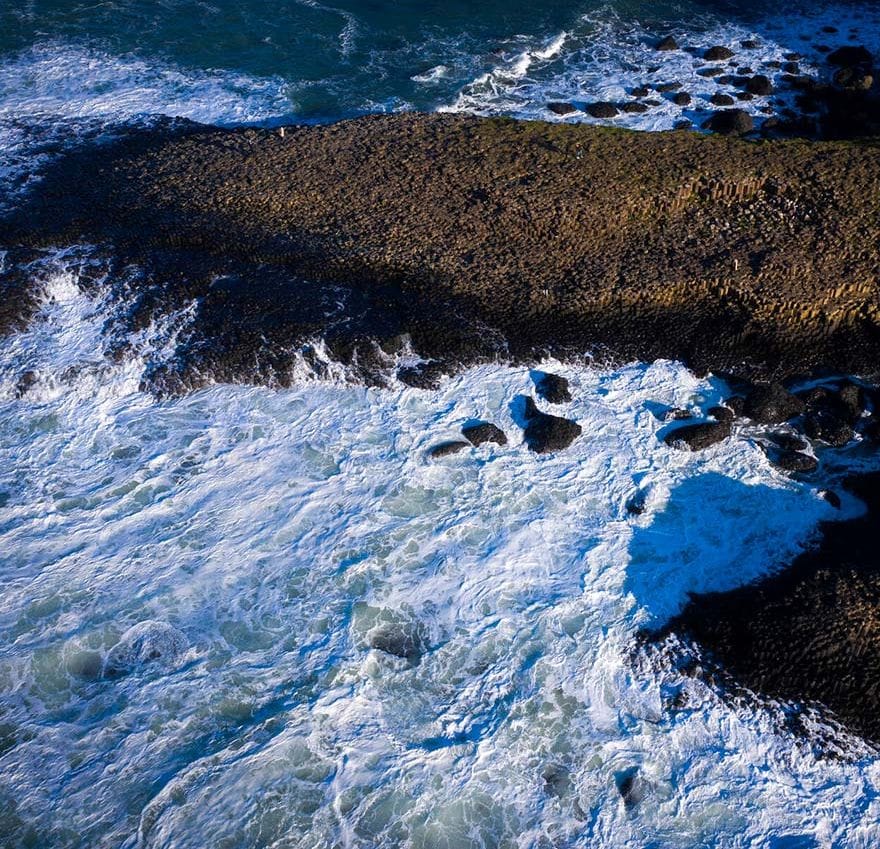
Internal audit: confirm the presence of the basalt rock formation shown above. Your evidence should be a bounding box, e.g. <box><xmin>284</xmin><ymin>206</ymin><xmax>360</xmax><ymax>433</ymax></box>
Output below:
<box><xmin>660</xmin><ymin>473</ymin><xmax>880</xmax><ymax>743</ymax></box>
<box><xmin>2</xmin><ymin>113</ymin><xmax>880</xmax><ymax>390</ymax></box>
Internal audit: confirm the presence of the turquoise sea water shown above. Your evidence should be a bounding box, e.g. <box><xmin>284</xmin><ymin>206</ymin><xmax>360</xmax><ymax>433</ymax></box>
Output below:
<box><xmin>0</xmin><ymin>0</ymin><xmax>855</xmax><ymax>120</ymax></box>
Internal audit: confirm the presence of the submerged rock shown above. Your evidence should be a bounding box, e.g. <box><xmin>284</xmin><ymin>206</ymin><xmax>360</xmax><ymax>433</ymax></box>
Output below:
<box><xmin>664</xmin><ymin>420</ymin><xmax>731</xmax><ymax>451</ymax></box>
<box><xmin>461</xmin><ymin>422</ymin><xmax>507</xmax><ymax>446</ymax></box>
<box><xmin>534</xmin><ymin>371</ymin><xmax>572</xmax><ymax>403</ymax></box>
<box><xmin>656</xmin><ymin>35</ymin><xmax>679</xmax><ymax>52</ymax></box>
<box><xmin>367</xmin><ymin>621</ymin><xmax>426</xmax><ymax>663</ymax></box>
<box><xmin>521</xmin><ymin>397</ymin><xmax>582</xmax><ymax>453</ymax></box>
<box><xmin>104</xmin><ymin>620</ymin><xmax>187</xmax><ymax>678</ymax></box>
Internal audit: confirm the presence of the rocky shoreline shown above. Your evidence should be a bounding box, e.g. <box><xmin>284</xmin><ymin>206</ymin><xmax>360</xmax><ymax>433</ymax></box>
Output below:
<box><xmin>2</xmin><ymin>111</ymin><xmax>880</xmax><ymax>392</ymax></box>
<box><xmin>3</xmin><ymin>102</ymin><xmax>880</xmax><ymax>745</ymax></box>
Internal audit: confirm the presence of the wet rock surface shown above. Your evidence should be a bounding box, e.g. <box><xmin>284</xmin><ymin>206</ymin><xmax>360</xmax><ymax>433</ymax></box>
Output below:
<box><xmin>520</xmin><ymin>397</ymin><xmax>582</xmax><ymax>453</ymax></box>
<box><xmin>664</xmin><ymin>420</ymin><xmax>731</xmax><ymax>451</ymax></box>
<box><xmin>534</xmin><ymin>371</ymin><xmax>572</xmax><ymax>403</ymax></box>
<box><xmin>658</xmin><ymin>473</ymin><xmax>880</xmax><ymax>742</ymax></box>
<box><xmin>461</xmin><ymin>422</ymin><xmax>507</xmax><ymax>446</ymax></box>
<box><xmin>4</xmin><ymin>114</ymin><xmax>880</xmax><ymax>391</ymax></box>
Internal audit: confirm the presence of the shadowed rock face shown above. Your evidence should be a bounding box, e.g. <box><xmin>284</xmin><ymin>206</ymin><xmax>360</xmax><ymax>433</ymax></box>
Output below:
<box><xmin>660</xmin><ymin>473</ymin><xmax>880</xmax><ymax>742</ymax></box>
<box><xmin>3</xmin><ymin>113</ymin><xmax>880</xmax><ymax>389</ymax></box>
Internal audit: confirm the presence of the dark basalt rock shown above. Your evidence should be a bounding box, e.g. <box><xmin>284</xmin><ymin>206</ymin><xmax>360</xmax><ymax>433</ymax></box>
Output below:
<box><xmin>741</xmin><ymin>39</ymin><xmax>759</xmax><ymax>49</ymax></box>
<box><xmin>803</xmin><ymin>409</ymin><xmax>854</xmax><ymax>447</ymax></box>
<box><xmin>547</xmin><ymin>102</ymin><xmax>578</xmax><ymax>116</ymax></box>
<box><xmin>586</xmin><ymin>102</ymin><xmax>619</xmax><ymax>118</ymax></box>
<box><xmin>708</xmin><ymin>405</ymin><xmax>734</xmax><ymax>422</ymax></box>
<box><xmin>769</xmin><ymin>448</ymin><xmax>818</xmax><ymax>473</ymax></box>
<box><xmin>9</xmin><ymin>114</ymin><xmax>880</xmax><ymax>392</ymax></box>
<box><xmin>704</xmin><ymin>46</ymin><xmax>735</xmax><ymax>61</ymax></box>
<box><xmin>698</xmin><ymin>67</ymin><xmax>724</xmax><ymax>77</ymax></box>
<box><xmin>820</xmin><ymin>489</ymin><xmax>842</xmax><ymax>509</ymax></box>
<box><xmin>461</xmin><ymin>422</ymin><xmax>507</xmax><ymax>447</ymax></box>
<box><xmin>710</xmin><ymin>93</ymin><xmax>735</xmax><ymax>106</ymax></box>
<box><xmin>766</xmin><ymin>431</ymin><xmax>809</xmax><ymax>452</ymax></box>
<box><xmin>723</xmin><ymin>395</ymin><xmax>746</xmax><ymax>416</ymax></box>
<box><xmin>656</xmin><ymin>35</ymin><xmax>679</xmax><ymax>52</ymax></box>
<box><xmin>620</xmin><ymin>102</ymin><xmax>649</xmax><ymax>114</ymax></box>
<box><xmin>745</xmin><ymin>75</ymin><xmax>773</xmax><ymax>96</ymax></box>
<box><xmin>664</xmin><ymin>420</ymin><xmax>731</xmax><ymax>450</ymax></box>
<box><xmin>615</xmin><ymin>767</ymin><xmax>644</xmax><ymax>807</ymax></box>
<box><xmin>671</xmin><ymin>92</ymin><xmax>691</xmax><ymax>106</ymax></box>
<box><xmin>656</xmin><ymin>82</ymin><xmax>682</xmax><ymax>92</ymax></box>
<box><xmin>14</xmin><ymin>370</ymin><xmax>37</xmax><ymax>398</ymax></box>
<box><xmin>828</xmin><ymin>46</ymin><xmax>873</xmax><ymax>69</ymax></box>
<box><xmin>743</xmin><ymin>382</ymin><xmax>804</xmax><ymax>424</ymax></box>
<box><xmin>521</xmin><ymin>397</ymin><xmax>582</xmax><ymax>453</ymax></box>
<box><xmin>626</xmin><ymin>490</ymin><xmax>648</xmax><ymax>516</ymax></box>
<box><xmin>703</xmin><ymin>109</ymin><xmax>754</xmax><ymax>135</ymax></box>
<box><xmin>428</xmin><ymin>440</ymin><xmax>470</xmax><ymax>458</ymax></box>
<box><xmin>535</xmin><ymin>371</ymin><xmax>572</xmax><ymax>403</ymax></box>
<box><xmin>631</xmin><ymin>85</ymin><xmax>650</xmax><ymax>97</ymax></box>
<box><xmin>659</xmin><ymin>473</ymin><xmax>880</xmax><ymax>741</ymax></box>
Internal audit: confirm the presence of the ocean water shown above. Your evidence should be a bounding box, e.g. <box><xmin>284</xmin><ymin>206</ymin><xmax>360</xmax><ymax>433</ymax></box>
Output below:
<box><xmin>3</xmin><ymin>2</ymin><xmax>880</xmax><ymax>847</ymax></box>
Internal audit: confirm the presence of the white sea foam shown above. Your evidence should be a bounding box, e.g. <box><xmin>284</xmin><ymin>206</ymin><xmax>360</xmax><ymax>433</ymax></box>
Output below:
<box><xmin>443</xmin><ymin>4</ymin><xmax>880</xmax><ymax>130</ymax></box>
<box><xmin>0</xmin><ymin>252</ymin><xmax>878</xmax><ymax>848</ymax></box>
<box><xmin>0</xmin><ymin>42</ymin><xmax>293</xmax><ymax>125</ymax></box>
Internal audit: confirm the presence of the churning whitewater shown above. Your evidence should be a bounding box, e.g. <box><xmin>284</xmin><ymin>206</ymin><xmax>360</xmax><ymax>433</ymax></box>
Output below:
<box><xmin>1</xmin><ymin>254</ymin><xmax>880</xmax><ymax>848</ymax></box>
<box><xmin>5</xmin><ymin>1</ymin><xmax>880</xmax><ymax>845</ymax></box>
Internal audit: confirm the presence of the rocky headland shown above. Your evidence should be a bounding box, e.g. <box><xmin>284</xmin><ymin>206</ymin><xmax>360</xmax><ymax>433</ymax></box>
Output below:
<box><xmin>2</xmin><ymin>110</ymin><xmax>880</xmax><ymax>392</ymax></box>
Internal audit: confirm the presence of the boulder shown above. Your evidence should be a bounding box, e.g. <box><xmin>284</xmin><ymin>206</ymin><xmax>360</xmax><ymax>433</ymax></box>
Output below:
<box><xmin>820</xmin><ymin>490</ymin><xmax>842</xmax><ymax>509</ymax></box>
<box><xmin>621</xmin><ymin>102</ymin><xmax>649</xmax><ymax>114</ymax></box>
<box><xmin>656</xmin><ymin>36</ymin><xmax>679</xmax><ymax>52</ymax></box>
<box><xmin>547</xmin><ymin>102</ymin><xmax>578</xmax><ymax>116</ymax></box>
<box><xmin>428</xmin><ymin>440</ymin><xmax>470</xmax><ymax>458</ymax></box>
<box><xmin>704</xmin><ymin>46</ymin><xmax>735</xmax><ymax>61</ymax></box>
<box><xmin>664</xmin><ymin>420</ymin><xmax>731</xmax><ymax>450</ymax></box>
<box><xmin>743</xmin><ymin>382</ymin><xmax>804</xmax><ymax>423</ymax></box>
<box><xmin>461</xmin><ymin>422</ymin><xmax>507</xmax><ymax>446</ymax></box>
<box><xmin>521</xmin><ymin>397</ymin><xmax>582</xmax><ymax>453</ymax></box>
<box><xmin>710</xmin><ymin>93</ymin><xmax>736</xmax><ymax>106</ymax></box>
<box><xmin>703</xmin><ymin>109</ymin><xmax>754</xmax><ymax>135</ymax></box>
<box><xmin>631</xmin><ymin>85</ymin><xmax>650</xmax><ymax>97</ymax></box>
<box><xmin>586</xmin><ymin>102</ymin><xmax>619</xmax><ymax>118</ymax></box>
<box><xmin>745</xmin><ymin>75</ymin><xmax>773</xmax><ymax>95</ymax></box>
<box><xmin>723</xmin><ymin>395</ymin><xmax>746</xmax><ymax>416</ymax></box>
<box><xmin>672</xmin><ymin>92</ymin><xmax>692</xmax><ymax>106</ymax></box>
<box><xmin>656</xmin><ymin>82</ymin><xmax>682</xmax><ymax>92</ymax></box>
<box><xmin>828</xmin><ymin>46</ymin><xmax>873</xmax><ymax>68</ymax></box>
<box><xmin>766</xmin><ymin>431</ymin><xmax>809</xmax><ymax>452</ymax></box>
<box><xmin>804</xmin><ymin>408</ymin><xmax>854</xmax><ymax>447</ymax></box>
<box><xmin>535</xmin><ymin>371</ymin><xmax>572</xmax><ymax>403</ymax></box>
<box><xmin>770</xmin><ymin>449</ymin><xmax>818</xmax><ymax>474</ymax></box>
<box><xmin>698</xmin><ymin>67</ymin><xmax>725</xmax><ymax>77</ymax></box>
